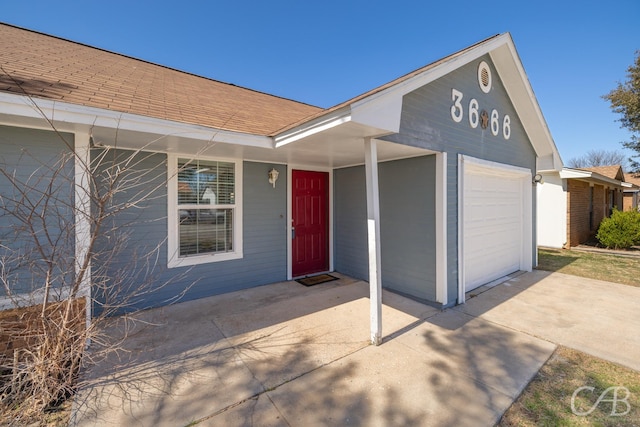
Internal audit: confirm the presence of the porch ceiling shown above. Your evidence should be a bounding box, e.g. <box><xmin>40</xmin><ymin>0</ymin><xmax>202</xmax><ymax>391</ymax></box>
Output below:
<box><xmin>271</xmin><ymin>121</ymin><xmax>436</xmax><ymax>168</ymax></box>
<box><xmin>89</xmin><ymin>119</ymin><xmax>435</xmax><ymax>169</ymax></box>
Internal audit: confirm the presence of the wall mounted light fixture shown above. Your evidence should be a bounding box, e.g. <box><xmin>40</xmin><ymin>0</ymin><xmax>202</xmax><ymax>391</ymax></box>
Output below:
<box><xmin>268</xmin><ymin>168</ymin><xmax>279</xmax><ymax>188</ymax></box>
<box><xmin>533</xmin><ymin>173</ymin><xmax>543</xmax><ymax>184</ymax></box>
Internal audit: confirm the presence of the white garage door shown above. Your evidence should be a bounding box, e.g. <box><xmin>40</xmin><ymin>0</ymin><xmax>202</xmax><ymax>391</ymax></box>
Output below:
<box><xmin>462</xmin><ymin>157</ymin><xmax>532</xmax><ymax>292</ymax></box>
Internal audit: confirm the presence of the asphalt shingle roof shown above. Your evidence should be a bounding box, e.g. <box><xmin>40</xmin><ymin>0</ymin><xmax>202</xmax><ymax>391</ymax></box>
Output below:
<box><xmin>581</xmin><ymin>165</ymin><xmax>625</xmax><ymax>181</ymax></box>
<box><xmin>624</xmin><ymin>173</ymin><xmax>640</xmax><ymax>186</ymax></box>
<box><xmin>0</xmin><ymin>23</ymin><xmax>322</xmax><ymax>136</ymax></box>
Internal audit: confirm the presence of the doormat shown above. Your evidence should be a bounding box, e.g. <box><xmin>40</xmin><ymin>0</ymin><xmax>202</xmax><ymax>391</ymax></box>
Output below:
<box><xmin>296</xmin><ymin>274</ymin><xmax>339</xmax><ymax>287</ymax></box>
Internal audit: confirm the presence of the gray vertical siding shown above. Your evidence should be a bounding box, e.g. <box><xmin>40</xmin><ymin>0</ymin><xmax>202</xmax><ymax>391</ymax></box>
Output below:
<box><xmin>91</xmin><ymin>149</ymin><xmax>169</xmax><ymax>313</ymax></box>
<box><xmin>333</xmin><ymin>156</ymin><xmax>437</xmax><ymax>301</ymax></box>
<box><xmin>94</xmin><ymin>154</ymin><xmax>288</xmax><ymax>313</ymax></box>
<box><xmin>379</xmin><ymin>156</ymin><xmax>436</xmax><ymax>301</ymax></box>
<box><xmin>333</xmin><ymin>166</ymin><xmax>368</xmax><ymax>280</ymax></box>
<box><xmin>382</xmin><ymin>55</ymin><xmax>537</xmax><ymax>305</ymax></box>
<box><xmin>0</xmin><ymin>125</ymin><xmax>75</xmax><ymax>296</ymax></box>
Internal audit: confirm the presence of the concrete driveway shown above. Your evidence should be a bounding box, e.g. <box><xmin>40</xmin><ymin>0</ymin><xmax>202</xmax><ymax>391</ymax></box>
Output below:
<box><xmin>70</xmin><ymin>270</ymin><xmax>639</xmax><ymax>426</ymax></box>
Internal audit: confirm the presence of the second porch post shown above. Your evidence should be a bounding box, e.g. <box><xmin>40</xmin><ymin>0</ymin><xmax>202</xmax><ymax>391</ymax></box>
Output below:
<box><xmin>364</xmin><ymin>137</ymin><xmax>382</xmax><ymax>345</ymax></box>
<box><xmin>74</xmin><ymin>131</ymin><xmax>92</xmax><ymax>333</ymax></box>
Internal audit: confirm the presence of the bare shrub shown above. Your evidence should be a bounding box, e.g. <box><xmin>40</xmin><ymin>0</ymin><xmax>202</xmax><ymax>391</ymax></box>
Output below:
<box><xmin>0</xmin><ymin>126</ymin><xmax>192</xmax><ymax>424</ymax></box>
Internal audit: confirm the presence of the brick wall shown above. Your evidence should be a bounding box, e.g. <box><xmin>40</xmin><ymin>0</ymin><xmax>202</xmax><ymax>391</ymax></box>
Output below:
<box><xmin>613</xmin><ymin>188</ymin><xmax>624</xmax><ymax>211</ymax></box>
<box><xmin>0</xmin><ymin>299</ymin><xmax>85</xmax><ymax>361</ymax></box>
<box><xmin>566</xmin><ymin>180</ymin><xmax>591</xmax><ymax>246</ymax></box>
<box><xmin>593</xmin><ymin>184</ymin><xmax>606</xmax><ymax>231</ymax></box>
<box><xmin>566</xmin><ymin>181</ymin><xmax>618</xmax><ymax>246</ymax></box>
<box><xmin>624</xmin><ymin>193</ymin><xmax>637</xmax><ymax>211</ymax></box>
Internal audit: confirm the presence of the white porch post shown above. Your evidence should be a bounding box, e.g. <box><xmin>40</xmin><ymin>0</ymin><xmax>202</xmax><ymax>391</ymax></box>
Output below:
<box><xmin>364</xmin><ymin>137</ymin><xmax>382</xmax><ymax>345</ymax></box>
<box><xmin>435</xmin><ymin>152</ymin><xmax>448</xmax><ymax>305</ymax></box>
<box><xmin>74</xmin><ymin>131</ymin><xmax>92</xmax><ymax>331</ymax></box>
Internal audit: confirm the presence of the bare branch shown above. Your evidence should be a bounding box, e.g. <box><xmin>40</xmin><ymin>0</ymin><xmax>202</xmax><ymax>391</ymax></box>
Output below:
<box><xmin>566</xmin><ymin>149</ymin><xmax>628</xmax><ymax>169</ymax></box>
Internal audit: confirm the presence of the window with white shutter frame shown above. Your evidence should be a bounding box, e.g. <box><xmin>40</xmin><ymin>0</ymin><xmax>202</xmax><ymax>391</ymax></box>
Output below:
<box><xmin>168</xmin><ymin>156</ymin><xmax>243</xmax><ymax>267</ymax></box>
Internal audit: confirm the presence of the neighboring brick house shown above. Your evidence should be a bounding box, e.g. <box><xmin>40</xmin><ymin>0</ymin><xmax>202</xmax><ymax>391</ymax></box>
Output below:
<box><xmin>538</xmin><ymin>165</ymin><xmax>627</xmax><ymax>248</ymax></box>
<box><xmin>623</xmin><ymin>173</ymin><xmax>640</xmax><ymax>211</ymax></box>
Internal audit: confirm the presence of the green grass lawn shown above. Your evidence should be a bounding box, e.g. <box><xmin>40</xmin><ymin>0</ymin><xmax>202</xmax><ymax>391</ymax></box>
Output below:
<box><xmin>499</xmin><ymin>347</ymin><xmax>640</xmax><ymax>426</ymax></box>
<box><xmin>498</xmin><ymin>248</ymin><xmax>640</xmax><ymax>426</ymax></box>
<box><xmin>537</xmin><ymin>248</ymin><xmax>640</xmax><ymax>287</ymax></box>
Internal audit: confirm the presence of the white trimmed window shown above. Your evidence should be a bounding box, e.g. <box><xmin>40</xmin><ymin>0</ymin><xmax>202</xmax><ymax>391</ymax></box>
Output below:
<box><xmin>168</xmin><ymin>155</ymin><xmax>243</xmax><ymax>267</ymax></box>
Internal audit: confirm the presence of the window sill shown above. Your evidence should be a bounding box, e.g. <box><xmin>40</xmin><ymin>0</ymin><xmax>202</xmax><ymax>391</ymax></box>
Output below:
<box><xmin>168</xmin><ymin>251</ymin><xmax>243</xmax><ymax>268</ymax></box>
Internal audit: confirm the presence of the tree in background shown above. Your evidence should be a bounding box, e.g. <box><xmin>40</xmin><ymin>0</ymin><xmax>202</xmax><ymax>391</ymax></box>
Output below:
<box><xmin>603</xmin><ymin>50</ymin><xmax>640</xmax><ymax>171</ymax></box>
<box><xmin>567</xmin><ymin>149</ymin><xmax>628</xmax><ymax>169</ymax></box>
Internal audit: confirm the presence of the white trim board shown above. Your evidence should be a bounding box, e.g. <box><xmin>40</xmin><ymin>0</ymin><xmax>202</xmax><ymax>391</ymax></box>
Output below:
<box><xmin>435</xmin><ymin>152</ymin><xmax>448</xmax><ymax>305</ymax></box>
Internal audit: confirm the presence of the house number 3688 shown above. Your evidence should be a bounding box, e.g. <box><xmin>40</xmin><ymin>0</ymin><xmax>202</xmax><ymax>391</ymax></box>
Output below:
<box><xmin>450</xmin><ymin>88</ymin><xmax>511</xmax><ymax>140</ymax></box>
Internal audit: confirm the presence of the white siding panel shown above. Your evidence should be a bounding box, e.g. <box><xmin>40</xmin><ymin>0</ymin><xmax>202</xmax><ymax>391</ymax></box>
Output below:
<box><xmin>536</xmin><ymin>172</ymin><xmax>567</xmax><ymax>248</ymax></box>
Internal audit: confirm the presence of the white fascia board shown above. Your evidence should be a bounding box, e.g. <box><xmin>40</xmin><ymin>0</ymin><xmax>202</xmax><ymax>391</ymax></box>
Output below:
<box><xmin>489</xmin><ymin>38</ymin><xmax>562</xmax><ymax>171</ymax></box>
<box><xmin>0</xmin><ymin>92</ymin><xmax>271</xmax><ymax>149</ymax></box>
<box><xmin>274</xmin><ymin>108</ymin><xmax>351</xmax><ymax>147</ymax></box>
<box><xmin>559</xmin><ymin>169</ymin><xmax>592</xmax><ymax>179</ymax></box>
<box><xmin>538</xmin><ymin>169</ymin><xmax>562</xmax><ymax>174</ymax></box>
<box><xmin>350</xmin><ymin>34</ymin><xmax>515</xmax><ymax>134</ymax></box>
<box><xmin>560</xmin><ymin>168</ymin><xmax>624</xmax><ymax>187</ymax></box>
<box><xmin>272</xmin><ymin>33</ymin><xmax>557</xmax><ymax>160</ymax></box>
<box><xmin>280</xmin><ymin>35</ymin><xmax>517</xmax><ymax>140</ymax></box>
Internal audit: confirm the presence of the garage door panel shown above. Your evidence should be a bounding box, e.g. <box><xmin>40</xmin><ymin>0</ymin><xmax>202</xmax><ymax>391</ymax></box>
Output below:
<box><xmin>463</xmin><ymin>168</ymin><xmax>524</xmax><ymax>291</ymax></box>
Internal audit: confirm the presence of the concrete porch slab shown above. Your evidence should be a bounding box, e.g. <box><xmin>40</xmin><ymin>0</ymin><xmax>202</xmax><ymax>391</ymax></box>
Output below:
<box><xmin>264</xmin><ymin>316</ymin><xmax>552</xmax><ymax>427</ymax></box>
<box><xmin>70</xmin><ymin>272</ymin><xmax>571</xmax><ymax>426</ymax></box>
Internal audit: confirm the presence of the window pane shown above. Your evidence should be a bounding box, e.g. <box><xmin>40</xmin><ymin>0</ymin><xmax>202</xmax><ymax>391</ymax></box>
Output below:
<box><xmin>178</xmin><ymin>159</ymin><xmax>234</xmax><ymax>206</ymax></box>
<box><xmin>216</xmin><ymin>162</ymin><xmax>235</xmax><ymax>204</ymax></box>
<box><xmin>179</xmin><ymin>208</ymin><xmax>233</xmax><ymax>256</ymax></box>
<box><xmin>178</xmin><ymin>163</ymin><xmax>198</xmax><ymax>204</ymax></box>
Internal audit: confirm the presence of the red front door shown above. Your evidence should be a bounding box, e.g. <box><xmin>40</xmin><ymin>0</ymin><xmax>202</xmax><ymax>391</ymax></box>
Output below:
<box><xmin>292</xmin><ymin>170</ymin><xmax>329</xmax><ymax>277</ymax></box>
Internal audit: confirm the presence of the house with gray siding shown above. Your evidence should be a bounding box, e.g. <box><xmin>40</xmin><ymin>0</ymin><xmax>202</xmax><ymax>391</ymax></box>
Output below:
<box><xmin>0</xmin><ymin>23</ymin><xmax>560</xmax><ymax>343</ymax></box>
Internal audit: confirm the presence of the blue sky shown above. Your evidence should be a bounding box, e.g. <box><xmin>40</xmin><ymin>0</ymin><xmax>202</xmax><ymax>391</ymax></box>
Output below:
<box><xmin>2</xmin><ymin>1</ymin><xmax>639</xmax><ymax>165</ymax></box>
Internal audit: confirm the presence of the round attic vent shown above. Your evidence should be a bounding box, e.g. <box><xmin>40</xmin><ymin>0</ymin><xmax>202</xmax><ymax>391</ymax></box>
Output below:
<box><xmin>478</xmin><ymin>61</ymin><xmax>492</xmax><ymax>93</ymax></box>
